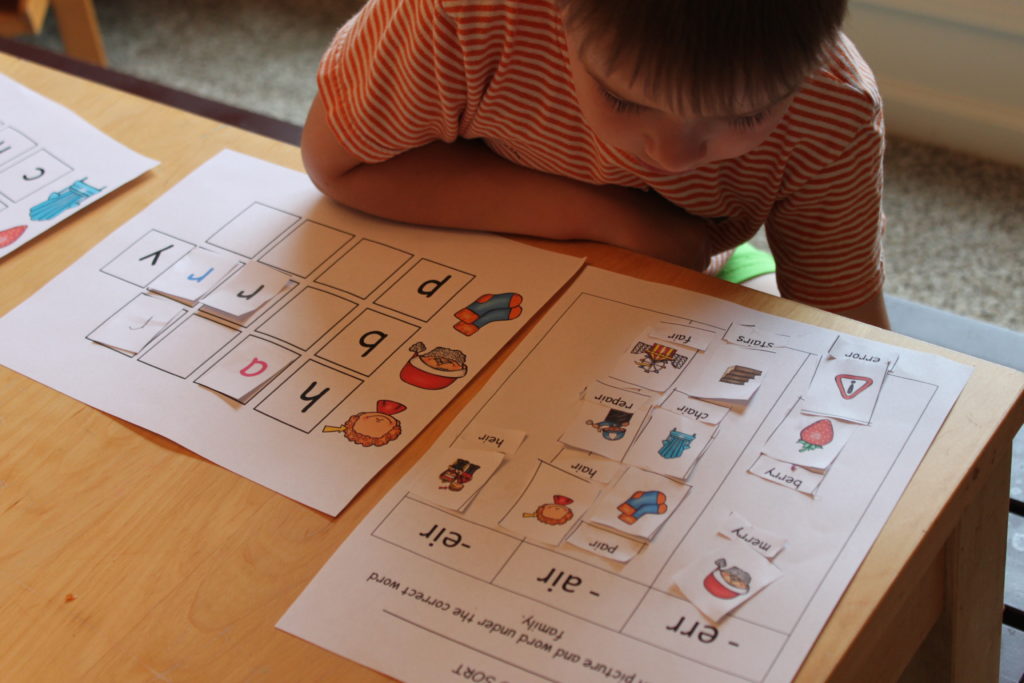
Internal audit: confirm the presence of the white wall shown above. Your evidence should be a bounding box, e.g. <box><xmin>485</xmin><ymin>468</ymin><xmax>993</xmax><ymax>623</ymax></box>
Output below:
<box><xmin>845</xmin><ymin>0</ymin><xmax>1024</xmax><ymax>166</ymax></box>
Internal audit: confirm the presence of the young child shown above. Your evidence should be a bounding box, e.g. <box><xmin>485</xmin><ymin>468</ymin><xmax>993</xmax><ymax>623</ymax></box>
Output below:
<box><xmin>302</xmin><ymin>0</ymin><xmax>889</xmax><ymax>328</ymax></box>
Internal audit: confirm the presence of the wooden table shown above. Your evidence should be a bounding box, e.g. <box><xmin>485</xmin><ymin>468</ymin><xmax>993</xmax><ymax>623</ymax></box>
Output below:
<box><xmin>1</xmin><ymin>51</ymin><xmax>1022</xmax><ymax>682</ymax></box>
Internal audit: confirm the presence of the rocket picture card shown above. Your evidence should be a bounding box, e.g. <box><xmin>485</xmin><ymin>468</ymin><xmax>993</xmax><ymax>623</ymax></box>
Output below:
<box><xmin>0</xmin><ymin>73</ymin><xmax>157</xmax><ymax>259</ymax></box>
<box><xmin>0</xmin><ymin>149</ymin><xmax>583</xmax><ymax>514</ymax></box>
<box><xmin>279</xmin><ymin>267</ymin><xmax>972</xmax><ymax>682</ymax></box>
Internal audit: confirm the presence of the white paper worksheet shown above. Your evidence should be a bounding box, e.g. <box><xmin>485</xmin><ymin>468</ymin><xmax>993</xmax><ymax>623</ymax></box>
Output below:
<box><xmin>0</xmin><ymin>150</ymin><xmax>582</xmax><ymax>515</ymax></box>
<box><xmin>279</xmin><ymin>267</ymin><xmax>971</xmax><ymax>681</ymax></box>
<box><xmin>0</xmin><ymin>73</ymin><xmax>157</xmax><ymax>258</ymax></box>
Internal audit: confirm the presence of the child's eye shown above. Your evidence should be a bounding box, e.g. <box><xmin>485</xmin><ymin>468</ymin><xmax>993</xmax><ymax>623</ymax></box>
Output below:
<box><xmin>730</xmin><ymin>111</ymin><xmax>769</xmax><ymax>129</ymax></box>
<box><xmin>600</xmin><ymin>88</ymin><xmax>644</xmax><ymax>114</ymax></box>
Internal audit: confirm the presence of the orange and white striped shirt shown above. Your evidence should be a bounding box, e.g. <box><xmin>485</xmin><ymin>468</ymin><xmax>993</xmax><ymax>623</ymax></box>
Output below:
<box><xmin>317</xmin><ymin>0</ymin><xmax>886</xmax><ymax>312</ymax></box>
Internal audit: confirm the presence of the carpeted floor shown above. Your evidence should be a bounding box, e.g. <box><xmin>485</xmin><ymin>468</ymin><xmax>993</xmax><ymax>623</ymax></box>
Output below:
<box><xmin>14</xmin><ymin>0</ymin><xmax>1024</xmax><ymax>332</ymax></box>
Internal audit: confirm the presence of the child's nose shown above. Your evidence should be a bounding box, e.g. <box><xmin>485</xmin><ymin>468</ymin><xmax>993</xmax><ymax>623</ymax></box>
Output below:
<box><xmin>644</xmin><ymin>125</ymin><xmax>707</xmax><ymax>173</ymax></box>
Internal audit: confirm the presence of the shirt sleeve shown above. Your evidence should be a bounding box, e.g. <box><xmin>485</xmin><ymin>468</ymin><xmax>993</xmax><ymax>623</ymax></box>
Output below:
<box><xmin>766</xmin><ymin>105</ymin><xmax>886</xmax><ymax>313</ymax></box>
<box><xmin>316</xmin><ymin>0</ymin><xmax>467</xmax><ymax>163</ymax></box>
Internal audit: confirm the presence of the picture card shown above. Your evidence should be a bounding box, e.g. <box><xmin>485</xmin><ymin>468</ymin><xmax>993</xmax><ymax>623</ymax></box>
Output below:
<box><xmin>566</xmin><ymin>523</ymin><xmax>646</xmax><ymax>563</ymax></box>
<box><xmin>588</xmin><ymin>467</ymin><xmax>690</xmax><ymax>540</ymax></box>
<box><xmin>0</xmin><ymin>73</ymin><xmax>157</xmax><ymax>259</ymax></box>
<box><xmin>609</xmin><ymin>335</ymin><xmax>692</xmax><ymax>392</ymax></box>
<box><xmin>803</xmin><ymin>354</ymin><xmax>887</xmax><ymax>424</ymax></box>
<box><xmin>678</xmin><ymin>343</ymin><xmax>768</xmax><ymax>402</ymax></box>
<box><xmin>623</xmin><ymin>407</ymin><xmax>717</xmax><ymax>481</ymax></box>
<box><xmin>410</xmin><ymin>447</ymin><xmax>504</xmax><ymax>511</ymax></box>
<box><xmin>499</xmin><ymin>461</ymin><xmax>599</xmax><ymax>546</ymax></box>
<box><xmin>748</xmin><ymin>455</ymin><xmax>824</xmax><ymax>497</ymax></box>
<box><xmin>762</xmin><ymin>401</ymin><xmax>857</xmax><ymax>471</ymax></box>
<box><xmin>559</xmin><ymin>382</ymin><xmax>652</xmax><ymax>460</ymax></box>
<box><xmin>86</xmin><ymin>294</ymin><xmax>185</xmax><ymax>354</ymax></box>
<box><xmin>672</xmin><ymin>544</ymin><xmax>782</xmax><ymax>622</ymax></box>
<box><xmin>716</xmin><ymin>512</ymin><xmax>787</xmax><ymax>560</ymax></box>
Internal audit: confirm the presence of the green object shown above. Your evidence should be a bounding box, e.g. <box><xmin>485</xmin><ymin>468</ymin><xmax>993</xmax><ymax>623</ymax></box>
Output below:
<box><xmin>717</xmin><ymin>242</ymin><xmax>776</xmax><ymax>283</ymax></box>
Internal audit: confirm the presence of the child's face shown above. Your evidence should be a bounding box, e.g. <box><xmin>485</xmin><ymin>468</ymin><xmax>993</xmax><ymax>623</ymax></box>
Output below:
<box><xmin>563</xmin><ymin>27</ymin><xmax>795</xmax><ymax>174</ymax></box>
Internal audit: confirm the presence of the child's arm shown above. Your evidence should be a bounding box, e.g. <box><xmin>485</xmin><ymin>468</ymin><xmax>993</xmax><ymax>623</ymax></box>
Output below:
<box><xmin>302</xmin><ymin>95</ymin><xmax>712</xmax><ymax>272</ymax></box>
<box><xmin>837</xmin><ymin>290</ymin><xmax>890</xmax><ymax>329</ymax></box>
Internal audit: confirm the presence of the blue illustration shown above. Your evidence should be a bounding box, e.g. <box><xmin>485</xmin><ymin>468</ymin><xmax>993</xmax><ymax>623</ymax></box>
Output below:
<box><xmin>454</xmin><ymin>292</ymin><xmax>523</xmax><ymax>336</ymax></box>
<box><xmin>29</xmin><ymin>179</ymin><xmax>103</xmax><ymax>221</ymax></box>
<box><xmin>658</xmin><ymin>428</ymin><xmax>696</xmax><ymax>459</ymax></box>
<box><xmin>617</xmin><ymin>490</ymin><xmax>668</xmax><ymax>524</ymax></box>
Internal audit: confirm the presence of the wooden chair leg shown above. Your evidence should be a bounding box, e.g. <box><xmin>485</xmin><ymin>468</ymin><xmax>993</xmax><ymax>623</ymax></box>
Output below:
<box><xmin>51</xmin><ymin>0</ymin><xmax>106</xmax><ymax>66</ymax></box>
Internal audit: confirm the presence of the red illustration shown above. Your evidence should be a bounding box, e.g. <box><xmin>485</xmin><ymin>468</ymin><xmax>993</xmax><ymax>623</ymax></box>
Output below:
<box><xmin>703</xmin><ymin>558</ymin><xmax>751</xmax><ymax>599</ymax></box>
<box><xmin>834</xmin><ymin>374</ymin><xmax>873</xmax><ymax>400</ymax></box>
<box><xmin>0</xmin><ymin>225</ymin><xmax>27</xmax><ymax>248</ymax></box>
<box><xmin>798</xmin><ymin>419</ymin><xmax>834</xmax><ymax>452</ymax></box>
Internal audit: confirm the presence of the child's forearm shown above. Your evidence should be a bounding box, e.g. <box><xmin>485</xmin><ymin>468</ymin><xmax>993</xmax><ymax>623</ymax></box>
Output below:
<box><xmin>338</xmin><ymin>140</ymin><xmax>707</xmax><ymax>268</ymax></box>
<box><xmin>837</xmin><ymin>290</ymin><xmax>891</xmax><ymax>329</ymax></box>
<box><xmin>302</xmin><ymin>104</ymin><xmax>711</xmax><ymax>271</ymax></box>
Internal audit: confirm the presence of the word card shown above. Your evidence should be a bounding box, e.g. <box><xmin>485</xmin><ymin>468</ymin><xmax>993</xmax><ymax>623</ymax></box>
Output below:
<box><xmin>0</xmin><ymin>150</ymin><xmax>582</xmax><ymax>514</ymax></box>
<box><xmin>280</xmin><ymin>267</ymin><xmax>971</xmax><ymax>682</ymax></box>
<box><xmin>0</xmin><ymin>74</ymin><xmax>156</xmax><ymax>258</ymax></box>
